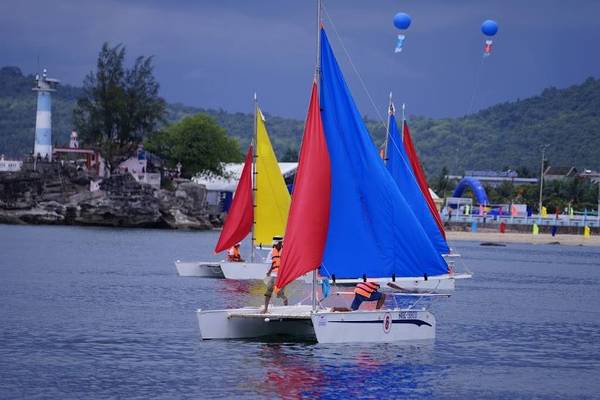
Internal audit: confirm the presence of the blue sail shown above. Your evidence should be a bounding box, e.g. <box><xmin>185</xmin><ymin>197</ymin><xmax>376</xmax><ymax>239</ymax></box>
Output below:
<box><xmin>386</xmin><ymin>114</ymin><xmax>450</xmax><ymax>254</ymax></box>
<box><xmin>319</xmin><ymin>29</ymin><xmax>448</xmax><ymax>279</ymax></box>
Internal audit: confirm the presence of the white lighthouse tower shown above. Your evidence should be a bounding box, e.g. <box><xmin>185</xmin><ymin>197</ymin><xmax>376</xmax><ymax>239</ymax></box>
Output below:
<box><xmin>32</xmin><ymin>68</ymin><xmax>60</xmax><ymax>160</ymax></box>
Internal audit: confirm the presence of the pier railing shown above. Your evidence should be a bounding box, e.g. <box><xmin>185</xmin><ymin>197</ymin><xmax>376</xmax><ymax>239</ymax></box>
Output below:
<box><xmin>442</xmin><ymin>214</ymin><xmax>600</xmax><ymax>228</ymax></box>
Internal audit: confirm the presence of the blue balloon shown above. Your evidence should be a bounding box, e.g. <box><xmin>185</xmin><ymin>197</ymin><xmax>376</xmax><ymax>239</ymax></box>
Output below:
<box><xmin>481</xmin><ymin>19</ymin><xmax>498</xmax><ymax>36</ymax></box>
<box><xmin>393</xmin><ymin>13</ymin><xmax>412</xmax><ymax>30</ymax></box>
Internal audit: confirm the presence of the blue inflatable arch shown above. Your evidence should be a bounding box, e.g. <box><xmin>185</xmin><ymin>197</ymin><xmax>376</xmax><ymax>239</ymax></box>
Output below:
<box><xmin>452</xmin><ymin>177</ymin><xmax>489</xmax><ymax>205</ymax></box>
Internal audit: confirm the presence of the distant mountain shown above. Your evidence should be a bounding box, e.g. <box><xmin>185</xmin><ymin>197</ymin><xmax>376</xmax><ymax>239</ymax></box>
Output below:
<box><xmin>2</xmin><ymin>65</ymin><xmax>599</xmax><ymax>175</ymax></box>
<box><xmin>407</xmin><ymin>77</ymin><xmax>600</xmax><ymax>174</ymax></box>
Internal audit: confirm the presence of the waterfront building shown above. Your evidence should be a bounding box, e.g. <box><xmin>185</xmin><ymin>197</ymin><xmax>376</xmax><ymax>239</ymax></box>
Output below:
<box><xmin>0</xmin><ymin>155</ymin><xmax>23</xmax><ymax>172</ymax></box>
<box><xmin>118</xmin><ymin>146</ymin><xmax>161</xmax><ymax>189</ymax></box>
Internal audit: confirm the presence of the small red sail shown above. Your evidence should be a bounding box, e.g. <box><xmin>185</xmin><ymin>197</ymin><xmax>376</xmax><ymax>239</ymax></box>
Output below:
<box><xmin>276</xmin><ymin>82</ymin><xmax>331</xmax><ymax>290</ymax></box>
<box><xmin>214</xmin><ymin>145</ymin><xmax>254</xmax><ymax>253</ymax></box>
<box><xmin>402</xmin><ymin>121</ymin><xmax>447</xmax><ymax>240</ymax></box>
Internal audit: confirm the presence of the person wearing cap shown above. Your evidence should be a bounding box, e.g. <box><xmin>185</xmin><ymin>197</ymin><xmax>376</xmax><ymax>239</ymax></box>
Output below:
<box><xmin>261</xmin><ymin>237</ymin><xmax>288</xmax><ymax>313</ymax></box>
<box><xmin>227</xmin><ymin>243</ymin><xmax>243</xmax><ymax>262</ymax></box>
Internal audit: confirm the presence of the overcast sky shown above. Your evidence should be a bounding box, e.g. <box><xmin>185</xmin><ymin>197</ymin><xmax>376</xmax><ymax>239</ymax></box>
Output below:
<box><xmin>2</xmin><ymin>0</ymin><xmax>600</xmax><ymax>120</ymax></box>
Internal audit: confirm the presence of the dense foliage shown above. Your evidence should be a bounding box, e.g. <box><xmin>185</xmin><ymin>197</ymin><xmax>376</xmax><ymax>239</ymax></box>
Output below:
<box><xmin>145</xmin><ymin>114</ymin><xmax>242</xmax><ymax>177</ymax></box>
<box><xmin>404</xmin><ymin>78</ymin><xmax>600</xmax><ymax>175</ymax></box>
<box><xmin>73</xmin><ymin>44</ymin><xmax>166</xmax><ymax>166</ymax></box>
<box><xmin>2</xmin><ymin>64</ymin><xmax>600</xmax><ymax>177</ymax></box>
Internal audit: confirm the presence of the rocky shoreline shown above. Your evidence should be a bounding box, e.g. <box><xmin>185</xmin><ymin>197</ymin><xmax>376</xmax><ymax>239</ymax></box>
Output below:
<box><xmin>0</xmin><ymin>165</ymin><xmax>215</xmax><ymax>229</ymax></box>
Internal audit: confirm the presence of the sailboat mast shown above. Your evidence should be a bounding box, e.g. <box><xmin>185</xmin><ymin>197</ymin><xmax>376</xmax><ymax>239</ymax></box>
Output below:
<box><xmin>401</xmin><ymin>103</ymin><xmax>406</xmax><ymax>142</ymax></box>
<box><xmin>312</xmin><ymin>0</ymin><xmax>322</xmax><ymax>313</ymax></box>
<box><xmin>251</xmin><ymin>93</ymin><xmax>257</xmax><ymax>263</ymax></box>
<box><xmin>383</xmin><ymin>92</ymin><xmax>392</xmax><ymax>163</ymax></box>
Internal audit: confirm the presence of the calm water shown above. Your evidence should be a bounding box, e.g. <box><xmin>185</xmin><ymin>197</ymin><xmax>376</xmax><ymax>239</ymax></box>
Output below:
<box><xmin>1</xmin><ymin>225</ymin><xmax>600</xmax><ymax>399</ymax></box>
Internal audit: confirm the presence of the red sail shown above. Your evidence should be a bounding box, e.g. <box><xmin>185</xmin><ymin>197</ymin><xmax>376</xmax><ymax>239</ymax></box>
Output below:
<box><xmin>276</xmin><ymin>82</ymin><xmax>331</xmax><ymax>290</ymax></box>
<box><xmin>214</xmin><ymin>145</ymin><xmax>254</xmax><ymax>253</ymax></box>
<box><xmin>402</xmin><ymin>121</ymin><xmax>447</xmax><ymax>240</ymax></box>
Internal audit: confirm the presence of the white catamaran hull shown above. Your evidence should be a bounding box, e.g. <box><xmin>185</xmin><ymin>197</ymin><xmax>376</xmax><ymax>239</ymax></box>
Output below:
<box><xmin>197</xmin><ymin>306</ymin><xmax>435</xmax><ymax>343</ymax></box>
<box><xmin>197</xmin><ymin>306</ymin><xmax>315</xmax><ymax>340</ymax></box>
<box><xmin>311</xmin><ymin>310</ymin><xmax>435</xmax><ymax>343</ymax></box>
<box><xmin>175</xmin><ymin>261</ymin><xmax>224</xmax><ymax>278</ymax></box>
<box><xmin>219</xmin><ymin>262</ymin><xmax>313</xmax><ymax>282</ymax></box>
<box><xmin>219</xmin><ymin>261</ymin><xmax>270</xmax><ymax>280</ymax></box>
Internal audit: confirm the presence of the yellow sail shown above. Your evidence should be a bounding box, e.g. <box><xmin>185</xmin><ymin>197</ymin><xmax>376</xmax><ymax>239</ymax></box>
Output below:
<box><xmin>254</xmin><ymin>106</ymin><xmax>291</xmax><ymax>247</ymax></box>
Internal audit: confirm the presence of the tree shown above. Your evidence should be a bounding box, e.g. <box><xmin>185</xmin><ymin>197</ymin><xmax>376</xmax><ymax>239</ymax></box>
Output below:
<box><xmin>73</xmin><ymin>43</ymin><xmax>166</xmax><ymax>166</ymax></box>
<box><xmin>145</xmin><ymin>113</ymin><xmax>242</xmax><ymax>178</ymax></box>
<box><xmin>281</xmin><ymin>147</ymin><xmax>298</xmax><ymax>162</ymax></box>
<box><xmin>433</xmin><ymin>166</ymin><xmax>450</xmax><ymax>197</ymax></box>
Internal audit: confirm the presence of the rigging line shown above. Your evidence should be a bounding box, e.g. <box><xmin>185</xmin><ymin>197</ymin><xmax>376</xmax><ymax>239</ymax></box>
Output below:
<box><xmin>322</xmin><ymin>5</ymin><xmax>387</xmax><ymax>134</ymax></box>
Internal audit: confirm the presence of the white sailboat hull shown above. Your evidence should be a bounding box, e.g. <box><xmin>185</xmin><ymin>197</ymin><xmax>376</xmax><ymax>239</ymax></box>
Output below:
<box><xmin>175</xmin><ymin>261</ymin><xmax>224</xmax><ymax>278</ymax></box>
<box><xmin>219</xmin><ymin>262</ymin><xmax>312</xmax><ymax>282</ymax></box>
<box><xmin>311</xmin><ymin>309</ymin><xmax>435</xmax><ymax>343</ymax></box>
<box><xmin>197</xmin><ymin>306</ymin><xmax>315</xmax><ymax>340</ymax></box>
<box><xmin>219</xmin><ymin>261</ymin><xmax>270</xmax><ymax>280</ymax></box>
<box><xmin>196</xmin><ymin>306</ymin><xmax>435</xmax><ymax>343</ymax></box>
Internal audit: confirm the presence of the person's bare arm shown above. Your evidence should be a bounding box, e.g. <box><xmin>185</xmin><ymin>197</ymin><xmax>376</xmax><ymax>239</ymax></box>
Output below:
<box><xmin>266</xmin><ymin>264</ymin><xmax>274</xmax><ymax>276</ymax></box>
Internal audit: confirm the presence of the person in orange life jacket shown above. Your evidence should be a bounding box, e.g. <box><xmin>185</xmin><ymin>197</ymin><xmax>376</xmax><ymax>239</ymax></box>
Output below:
<box><xmin>351</xmin><ymin>282</ymin><xmax>386</xmax><ymax>310</ymax></box>
<box><xmin>333</xmin><ymin>281</ymin><xmax>386</xmax><ymax>312</ymax></box>
<box><xmin>262</xmin><ymin>237</ymin><xmax>288</xmax><ymax>313</ymax></box>
<box><xmin>227</xmin><ymin>243</ymin><xmax>243</xmax><ymax>262</ymax></box>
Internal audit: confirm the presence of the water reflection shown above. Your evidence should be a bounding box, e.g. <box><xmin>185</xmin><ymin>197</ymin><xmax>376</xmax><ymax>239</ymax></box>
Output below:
<box><xmin>248</xmin><ymin>342</ymin><xmax>439</xmax><ymax>399</ymax></box>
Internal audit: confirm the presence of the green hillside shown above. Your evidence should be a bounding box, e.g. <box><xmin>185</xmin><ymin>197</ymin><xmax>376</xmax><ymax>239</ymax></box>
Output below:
<box><xmin>407</xmin><ymin>77</ymin><xmax>600</xmax><ymax>174</ymax></box>
<box><xmin>2</xmin><ymin>65</ymin><xmax>599</xmax><ymax>175</ymax></box>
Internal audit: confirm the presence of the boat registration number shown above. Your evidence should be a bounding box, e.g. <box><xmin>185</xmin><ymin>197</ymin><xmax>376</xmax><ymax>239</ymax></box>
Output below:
<box><xmin>399</xmin><ymin>311</ymin><xmax>417</xmax><ymax>319</ymax></box>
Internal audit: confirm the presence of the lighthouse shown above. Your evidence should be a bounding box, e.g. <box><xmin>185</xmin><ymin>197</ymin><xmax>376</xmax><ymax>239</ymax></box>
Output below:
<box><xmin>32</xmin><ymin>69</ymin><xmax>60</xmax><ymax>160</ymax></box>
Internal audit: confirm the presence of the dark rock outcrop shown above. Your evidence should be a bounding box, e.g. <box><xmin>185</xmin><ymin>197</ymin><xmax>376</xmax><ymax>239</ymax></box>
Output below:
<box><xmin>0</xmin><ymin>165</ymin><xmax>212</xmax><ymax>229</ymax></box>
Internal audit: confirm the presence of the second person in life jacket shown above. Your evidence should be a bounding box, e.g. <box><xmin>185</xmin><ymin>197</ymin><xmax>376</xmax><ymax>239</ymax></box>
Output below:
<box><xmin>333</xmin><ymin>281</ymin><xmax>386</xmax><ymax>312</ymax></box>
<box><xmin>227</xmin><ymin>243</ymin><xmax>244</xmax><ymax>262</ymax></box>
<box><xmin>262</xmin><ymin>236</ymin><xmax>288</xmax><ymax>313</ymax></box>
<box><xmin>351</xmin><ymin>282</ymin><xmax>386</xmax><ymax>310</ymax></box>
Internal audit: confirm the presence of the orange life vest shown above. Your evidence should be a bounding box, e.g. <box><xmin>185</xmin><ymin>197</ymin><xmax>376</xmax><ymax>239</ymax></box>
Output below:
<box><xmin>271</xmin><ymin>246</ymin><xmax>281</xmax><ymax>272</ymax></box>
<box><xmin>227</xmin><ymin>246</ymin><xmax>241</xmax><ymax>261</ymax></box>
<box><xmin>354</xmin><ymin>282</ymin><xmax>380</xmax><ymax>298</ymax></box>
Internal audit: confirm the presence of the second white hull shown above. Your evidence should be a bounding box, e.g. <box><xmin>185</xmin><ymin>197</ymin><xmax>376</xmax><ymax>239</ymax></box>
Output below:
<box><xmin>175</xmin><ymin>261</ymin><xmax>224</xmax><ymax>278</ymax></box>
<box><xmin>220</xmin><ymin>262</ymin><xmax>312</xmax><ymax>282</ymax></box>
<box><xmin>219</xmin><ymin>261</ymin><xmax>270</xmax><ymax>280</ymax></box>
<box><xmin>197</xmin><ymin>306</ymin><xmax>315</xmax><ymax>340</ymax></box>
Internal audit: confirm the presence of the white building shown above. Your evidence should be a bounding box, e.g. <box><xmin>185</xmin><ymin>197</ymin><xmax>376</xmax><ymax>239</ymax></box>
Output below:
<box><xmin>118</xmin><ymin>149</ymin><xmax>161</xmax><ymax>189</ymax></box>
<box><xmin>193</xmin><ymin>162</ymin><xmax>297</xmax><ymax>215</ymax></box>
<box><xmin>0</xmin><ymin>155</ymin><xmax>22</xmax><ymax>172</ymax></box>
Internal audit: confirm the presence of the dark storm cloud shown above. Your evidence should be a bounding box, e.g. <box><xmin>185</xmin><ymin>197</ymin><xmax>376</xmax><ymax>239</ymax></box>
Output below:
<box><xmin>2</xmin><ymin>0</ymin><xmax>600</xmax><ymax>120</ymax></box>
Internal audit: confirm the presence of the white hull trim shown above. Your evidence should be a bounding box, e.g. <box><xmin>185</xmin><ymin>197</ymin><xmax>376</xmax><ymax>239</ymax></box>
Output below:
<box><xmin>175</xmin><ymin>261</ymin><xmax>224</xmax><ymax>278</ymax></box>
<box><xmin>196</xmin><ymin>306</ymin><xmax>435</xmax><ymax>343</ymax></box>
